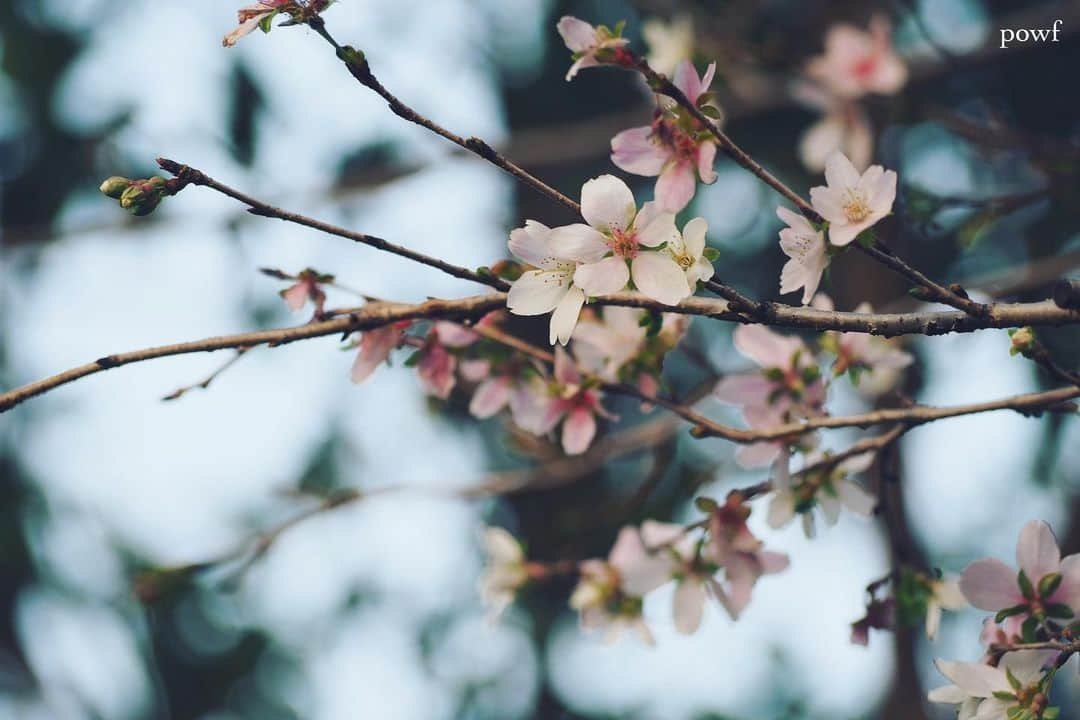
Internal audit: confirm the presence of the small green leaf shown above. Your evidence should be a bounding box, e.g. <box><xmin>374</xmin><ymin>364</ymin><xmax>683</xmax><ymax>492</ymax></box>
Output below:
<box><xmin>1005</xmin><ymin>666</ymin><xmax>1022</xmax><ymax>691</ymax></box>
<box><xmin>1020</xmin><ymin>615</ymin><xmax>1039</xmax><ymax>643</ymax></box>
<box><xmin>995</xmin><ymin>604</ymin><xmax>1029</xmax><ymax>623</ymax></box>
<box><xmin>1044</xmin><ymin>706</ymin><xmax>1060</xmax><ymax>719</ymax></box>
<box><xmin>403</xmin><ymin>349</ymin><xmax>423</xmax><ymax>368</ymax></box>
<box><xmin>702</xmin><ymin>247</ymin><xmax>720</xmax><ymax>261</ymax></box>
<box><xmin>1018</xmin><ymin>570</ymin><xmax>1035</xmax><ymax>600</ymax></box>
<box><xmin>259</xmin><ymin>12</ymin><xmax>277</xmax><ymax>33</ymax></box>
<box><xmin>1045</xmin><ymin>602</ymin><xmax>1074</xmax><ymax>619</ymax></box>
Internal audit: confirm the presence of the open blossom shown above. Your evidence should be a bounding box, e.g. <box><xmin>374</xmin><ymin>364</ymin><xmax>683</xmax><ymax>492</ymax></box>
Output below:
<box><xmin>800</xmin><ymin>101</ymin><xmax>873</xmax><ymax>174</ymax></box>
<box><xmin>478</xmin><ymin>527</ymin><xmax>529</xmax><ymax>620</ymax></box>
<box><xmin>806</xmin><ymin>15</ymin><xmax>907</xmax><ymax>99</ymax></box>
<box><xmin>960</xmin><ymin>520</ymin><xmax>1080</xmax><ymax>622</ymax></box>
<box><xmin>532</xmin><ymin>347</ymin><xmax>615</xmax><ymax>455</ymax></box>
<box><xmin>713</xmin><ymin>324</ymin><xmax>826</xmax><ymax>468</ymax></box>
<box><xmin>413</xmin><ymin>322</ymin><xmax>475</xmax><ymax>399</ymax></box>
<box><xmin>506</xmin><ymin>220</ymin><xmax>585</xmax><ymax>346</ymax></box>
<box><xmin>611</xmin><ymin>61</ymin><xmax>719</xmax><ymax>212</ymax></box>
<box><xmin>570</xmin><ymin>526</ymin><xmax>672</xmax><ymax>645</ymax></box>
<box><xmin>666</xmin><ymin>217</ymin><xmax>715</xmax><ymax>288</ymax></box>
<box><xmin>557</xmin><ymin>16</ymin><xmax>630</xmax><ymax>81</ymax></box>
<box><xmin>925</xmin><ymin>576</ymin><xmax>967</xmax><ymax>641</ymax></box>
<box><xmin>279</xmin><ymin>268</ymin><xmax>330</xmax><ymax>315</ymax></box>
<box><xmin>642</xmin><ymin>15</ymin><xmax>694</xmax><ymax>76</ymax></box>
<box><xmin>813</xmin><ymin>296</ymin><xmax>913</xmax><ymax>382</ymax></box>
<box><xmin>572</xmin><ymin>306</ymin><xmax>688</xmax><ymax>401</ymax></box>
<box><xmin>928</xmin><ymin>650</ymin><xmax>1057</xmax><ymax>720</ymax></box>
<box><xmin>810</xmin><ymin>151</ymin><xmax>897</xmax><ymax>247</ymax></box>
<box><xmin>639</xmin><ymin>521</ymin><xmax>730</xmax><ymax>633</ymax></box>
<box><xmin>350</xmin><ymin>321</ymin><xmax>411</xmax><ymax>384</ymax></box>
<box><xmin>551</xmin><ymin>176</ymin><xmax>693</xmax><ymax>306</ymax></box>
<box><xmin>706</xmin><ymin>495</ymin><xmax>790</xmax><ymax>618</ymax></box>
<box><xmin>223</xmin><ymin>0</ymin><xmax>332</xmax><ymax>47</ymax></box>
<box><xmin>777</xmin><ymin>206</ymin><xmax>828</xmax><ymax>305</ymax></box>
<box><xmin>766</xmin><ymin>450</ymin><xmax>877</xmax><ymax>539</ymax></box>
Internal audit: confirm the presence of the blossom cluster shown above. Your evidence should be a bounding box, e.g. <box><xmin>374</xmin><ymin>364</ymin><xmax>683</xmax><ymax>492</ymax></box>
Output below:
<box><xmin>481</xmin><ymin>493</ymin><xmax>789</xmax><ymax>641</ymax></box>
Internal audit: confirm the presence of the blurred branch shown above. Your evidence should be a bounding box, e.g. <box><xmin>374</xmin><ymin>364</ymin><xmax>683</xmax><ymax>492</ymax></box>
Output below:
<box><xmin>161</xmin><ymin>347</ymin><xmax>252</xmax><ymax>402</ymax></box>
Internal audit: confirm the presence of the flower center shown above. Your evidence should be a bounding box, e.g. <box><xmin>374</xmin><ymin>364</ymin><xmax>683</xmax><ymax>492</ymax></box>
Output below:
<box><xmin>842</xmin><ymin>189</ymin><xmax>871</xmax><ymax>223</ymax></box>
<box><xmin>852</xmin><ymin>56</ymin><xmax>878</xmax><ymax>80</ymax></box>
<box><xmin>652</xmin><ymin>118</ymin><xmax>698</xmax><ymax>161</ymax></box>
<box><xmin>608</xmin><ymin>228</ymin><xmax>639</xmax><ymax>258</ymax></box>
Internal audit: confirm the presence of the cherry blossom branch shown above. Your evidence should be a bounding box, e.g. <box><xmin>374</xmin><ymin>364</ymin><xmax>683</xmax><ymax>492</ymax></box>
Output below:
<box><xmin>5</xmin><ymin>288</ymin><xmax>1080</xmax><ymax>415</ymax></box>
<box><xmin>161</xmin><ymin>347</ymin><xmax>252</xmax><ymax>402</ymax></box>
<box><xmin>628</xmin><ymin>54</ymin><xmax>987</xmax><ymax>316</ymax></box>
<box><xmin>303</xmin><ymin>16</ymin><xmax>582</xmax><ymax>215</ymax></box>
<box><xmin>156</xmin><ymin>158</ymin><xmax>510</xmax><ymax>292</ymax></box>
<box><xmin>0</xmin><ymin>295</ymin><xmax>505</xmax><ymax>414</ymax></box>
<box><xmin>692</xmin><ymin>385</ymin><xmax>1079</xmax><ymax>442</ymax></box>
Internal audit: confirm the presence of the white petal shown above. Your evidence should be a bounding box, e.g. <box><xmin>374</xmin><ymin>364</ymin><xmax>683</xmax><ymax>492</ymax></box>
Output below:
<box><xmin>550</xmin><ymin>286</ymin><xmax>586</xmax><ymax>346</ymax></box>
<box><xmin>636</xmin><ymin>210</ymin><xmax>679</xmax><ymax>248</ymax></box>
<box><xmin>574</xmin><ymin>257</ymin><xmax>630</xmax><ymax>296</ymax></box>
<box><xmin>824</xmin><ymin>150</ymin><xmax>860</xmax><ymax>189</ymax></box>
<box><xmin>550</xmin><ymin>223</ymin><xmax>610</xmax><ymax>263</ymax></box>
<box><xmin>581</xmin><ymin>175</ymin><xmax>637</xmax><ymax>233</ymax></box>
<box><xmin>682</xmin><ymin>217</ymin><xmax>708</xmax><ymax>257</ymax></box>
<box><xmin>557</xmin><ymin>16</ymin><xmax>597</xmax><ymax>53</ymax></box>
<box><xmin>508</xmin><ymin>220</ymin><xmax>554</xmax><ymax>267</ymax></box>
<box><xmin>673</xmin><ymin>580</ymin><xmax>707</xmax><ymax>634</ymax></box>
<box><xmin>838</xmin><ymin>480</ymin><xmax>877</xmax><ymax>516</ymax></box>
<box><xmin>507</xmin><ymin>269</ymin><xmax>569</xmax><ymax>315</ymax></box>
<box><xmin>631</xmin><ymin>252</ymin><xmax>690</xmax><ymax>305</ymax></box>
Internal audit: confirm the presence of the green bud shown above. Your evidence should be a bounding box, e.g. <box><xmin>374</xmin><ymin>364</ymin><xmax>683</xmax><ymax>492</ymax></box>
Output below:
<box><xmin>1009</xmin><ymin>327</ymin><xmax>1036</xmax><ymax>357</ymax></box>
<box><xmin>118</xmin><ymin>177</ymin><xmax>168</xmax><ymax>216</ymax></box>
<box><xmin>99</xmin><ymin>176</ymin><xmax>132</xmax><ymax>199</ymax></box>
<box><xmin>1038</xmin><ymin>572</ymin><xmax>1063</xmax><ymax>599</ymax></box>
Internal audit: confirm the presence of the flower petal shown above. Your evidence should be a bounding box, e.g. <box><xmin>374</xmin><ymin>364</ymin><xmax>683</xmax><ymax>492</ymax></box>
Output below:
<box><xmin>824</xmin><ymin>150</ymin><xmax>861</xmax><ymax>189</ymax></box>
<box><xmin>655</xmin><ymin>160</ymin><xmax>696</xmax><ymax>213</ymax></box>
<box><xmin>673</xmin><ymin>579</ymin><xmax>707</xmax><ymax>634</ymax></box>
<box><xmin>550</xmin><ymin>223</ymin><xmax>610</xmax><ymax>263</ymax></box>
<box><xmin>611</xmin><ymin>127</ymin><xmax>670</xmax><ymax>176</ymax></box>
<box><xmin>581</xmin><ymin>175</ymin><xmax>637</xmax><ymax>233</ymax></box>
<box><xmin>508</xmin><ymin>220</ymin><xmax>554</xmax><ymax>267</ymax></box>
<box><xmin>562</xmin><ymin>406</ymin><xmax>596</xmax><ymax>455</ymax></box>
<box><xmin>636</xmin><ymin>210</ymin><xmax>679</xmax><ymax>248</ymax></box>
<box><xmin>631</xmin><ymin>252</ymin><xmax>690</xmax><ymax>305</ymax></box>
<box><xmin>557</xmin><ymin>16</ymin><xmax>597</xmax><ymax>53</ymax></box>
<box><xmin>550</xmin><ymin>286</ymin><xmax>586</xmax><ymax>346</ymax></box>
<box><xmin>574</xmin><ymin>257</ymin><xmax>631</xmax><ymax>296</ymax></box>
<box><xmin>507</xmin><ymin>269</ymin><xmax>569</xmax><ymax>316</ymax></box>
<box><xmin>470</xmin><ymin>377</ymin><xmax>512</xmax><ymax>419</ymax></box>
<box><xmin>1016</xmin><ymin>520</ymin><xmax>1061</xmax><ymax>583</ymax></box>
<box><xmin>960</xmin><ymin>558</ymin><xmax>1023</xmax><ymax>611</ymax></box>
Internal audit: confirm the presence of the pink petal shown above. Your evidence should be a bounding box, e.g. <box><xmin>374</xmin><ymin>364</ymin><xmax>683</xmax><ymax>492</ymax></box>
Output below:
<box><xmin>470</xmin><ymin>377</ymin><xmax>512</xmax><ymax>419</ymax></box>
<box><xmin>713</xmin><ymin>373</ymin><xmax>772</xmax><ymax>406</ymax></box>
<box><xmin>561</xmin><ymin>406</ymin><xmax>596</xmax><ymax>455</ymax></box>
<box><xmin>557</xmin><ymin>16</ymin><xmax>597</xmax><ymax>53</ymax></box>
<box><xmin>696</xmin><ymin>141</ymin><xmax>717</xmax><ymax>184</ymax></box>
<box><xmin>673</xmin><ymin>579</ymin><xmax>706</xmax><ymax>633</ymax></box>
<box><xmin>672</xmin><ymin>59</ymin><xmax>702</xmax><ymax>102</ymax></box>
<box><xmin>554</xmin><ymin>346</ymin><xmax>581</xmax><ymax>386</ymax></box>
<box><xmin>611</xmin><ymin>126</ymin><xmax>670</xmax><ymax>176</ymax></box>
<box><xmin>960</xmin><ymin>558</ymin><xmax>1023</xmax><ymax>611</ymax></box>
<box><xmin>654</xmin><ymin>160</ymin><xmax>696</xmax><ymax>213</ymax></box>
<box><xmin>1016</xmin><ymin>520</ymin><xmax>1062</xmax><ymax>583</ymax></box>
<box><xmin>350</xmin><ymin>326</ymin><xmax>402</xmax><ymax>384</ymax></box>
<box><xmin>733</xmin><ymin>324</ymin><xmax>804</xmax><ymax>369</ymax></box>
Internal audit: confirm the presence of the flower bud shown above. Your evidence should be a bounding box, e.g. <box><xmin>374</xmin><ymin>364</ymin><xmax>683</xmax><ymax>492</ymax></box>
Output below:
<box><xmin>99</xmin><ymin>176</ymin><xmax>132</xmax><ymax>199</ymax></box>
<box><xmin>119</xmin><ymin>177</ymin><xmax>168</xmax><ymax>216</ymax></box>
<box><xmin>1009</xmin><ymin>327</ymin><xmax>1036</xmax><ymax>357</ymax></box>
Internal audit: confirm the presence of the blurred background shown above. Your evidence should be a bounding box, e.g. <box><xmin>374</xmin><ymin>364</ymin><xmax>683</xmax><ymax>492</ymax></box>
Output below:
<box><xmin>1</xmin><ymin>0</ymin><xmax>1079</xmax><ymax>717</ymax></box>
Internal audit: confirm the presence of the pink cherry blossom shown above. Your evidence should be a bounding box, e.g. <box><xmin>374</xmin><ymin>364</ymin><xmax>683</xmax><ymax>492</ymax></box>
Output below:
<box><xmin>557</xmin><ymin>16</ymin><xmax>630</xmax><ymax>81</ymax></box>
<box><xmin>570</xmin><ymin>526</ymin><xmax>671</xmax><ymax>645</ymax></box>
<box><xmin>799</xmin><ymin>100</ymin><xmax>873</xmax><ymax>174</ymax></box>
<box><xmin>806</xmin><ymin>15</ymin><xmax>907</xmax><ymax>100</ymax></box>
<box><xmin>506</xmin><ymin>220</ymin><xmax>586</xmax><ymax>346</ymax></box>
<box><xmin>813</xmin><ymin>297</ymin><xmax>913</xmax><ymax>382</ymax></box>
<box><xmin>224</xmin><ymin>1</ymin><xmax>291</xmax><ymax>47</ymax></box>
<box><xmin>416</xmin><ymin>335</ymin><xmax>457</xmax><ymax>400</ymax></box>
<box><xmin>959</xmin><ymin>520</ymin><xmax>1080</xmax><ymax>620</ymax></box>
<box><xmin>850</xmin><ymin>596</ymin><xmax>895</xmax><ymax>646</ymax></box>
<box><xmin>279</xmin><ymin>269</ymin><xmax>328</xmax><ymax>315</ymax></box>
<box><xmin>705</xmin><ymin>495</ymin><xmax>789</xmax><ymax>619</ymax></box>
<box><xmin>533</xmin><ymin>347</ymin><xmax>616</xmax><ymax>455</ymax></box>
<box><xmin>551</xmin><ymin>176</ymin><xmax>692</xmax><ymax>306</ymax></box>
<box><xmin>350</xmin><ymin>320</ymin><xmax>411</xmax><ymax>384</ymax></box>
<box><xmin>810</xmin><ymin>151</ymin><xmax>897</xmax><ymax>247</ymax></box>
<box><xmin>766</xmin><ymin>449</ymin><xmax>877</xmax><ymax>539</ymax></box>
<box><xmin>713</xmin><ymin>324</ymin><xmax>827</xmax><ymax>467</ymax></box>
<box><xmin>777</xmin><ymin>206</ymin><xmax>828</xmax><ymax>305</ymax></box>
<box><xmin>639</xmin><ymin>520</ymin><xmax>729</xmax><ymax>634</ymax></box>
<box><xmin>611</xmin><ymin>60</ymin><xmax>719</xmax><ymax>212</ymax></box>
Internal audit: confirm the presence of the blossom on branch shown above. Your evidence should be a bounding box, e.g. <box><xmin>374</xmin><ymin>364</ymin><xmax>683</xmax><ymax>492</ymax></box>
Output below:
<box><xmin>795</xmin><ymin>85</ymin><xmax>873</xmax><ymax>173</ymax></box>
<box><xmin>223</xmin><ymin>1</ymin><xmax>333</xmax><ymax>47</ymax></box>
<box><xmin>766</xmin><ymin>450</ymin><xmax>877</xmax><ymax>539</ymax></box>
<box><xmin>529</xmin><ymin>347</ymin><xmax>616</xmax><ymax>455</ymax></box>
<box><xmin>557</xmin><ymin>16</ymin><xmax>630</xmax><ymax>81</ymax></box>
<box><xmin>479</xmin><ymin>527</ymin><xmax>529</xmax><ymax>620</ymax></box>
<box><xmin>350</xmin><ymin>321</ymin><xmax>411</xmax><ymax>384</ymax></box>
<box><xmin>806</xmin><ymin>15</ymin><xmax>907</xmax><ymax>100</ymax></box>
<box><xmin>705</xmin><ymin>495</ymin><xmax>790</xmax><ymax>618</ymax></box>
<box><xmin>551</xmin><ymin>176</ymin><xmax>695</xmax><ymax>306</ymax></box>
<box><xmin>713</xmin><ymin>324</ymin><xmax>826</xmax><ymax>468</ymax></box>
<box><xmin>960</xmin><ymin>520</ymin><xmax>1080</xmax><ymax>629</ymax></box>
<box><xmin>642</xmin><ymin>15</ymin><xmax>694</xmax><ymax>76</ymax></box>
<box><xmin>506</xmin><ymin>220</ymin><xmax>586</xmax><ymax>346</ymax></box>
<box><xmin>813</xmin><ymin>296</ymin><xmax>913</xmax><ymax>385</ymax></box>
<box><xmin>611</xmin><ymin>60</ymin><xmax>719</xmax><ymax>212</ymax></box>
<box><xmin>810</xmin><ymin>151</ymin><xmax>897</xmax><ymax>247</ymax></box>
<box><xmin>928</xmin><ymin>650</ymin><xmax>1058</xmax><ymax>720</ymax></box>
<box><xmin>279</xmin><ymin>268</ymin><xmax>331</xmax><ymax>316</ymax></box>
<box><xmin>777</xmin><ymin>206</ymin><xmax>828</xmax><ymax>305</ymax></box>
<box><xmin>639</xmin><ymin>520</ymin><xmax>730</xmax><ymax>633</ymax></box>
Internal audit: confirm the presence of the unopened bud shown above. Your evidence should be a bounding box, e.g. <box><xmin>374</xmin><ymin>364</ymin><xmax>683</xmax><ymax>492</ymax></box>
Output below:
<box><xmin>119</xmin><ymin>177</ymin><xmax>168</xmax><ymax>216</ymax></box>
<box><xmin>99</xmin><ymin>176</ymin><xmax>132</xmax><ymax>199</ymax></box>
<box><xmin>490</xmin><ymin>260</ymin><xmax>524</xmax><ymax>281</ymax></box>
<box><xmin>1009</xmin><ymin>327</ymin><xmax>1036</xmax><ymax>357</ymax></box>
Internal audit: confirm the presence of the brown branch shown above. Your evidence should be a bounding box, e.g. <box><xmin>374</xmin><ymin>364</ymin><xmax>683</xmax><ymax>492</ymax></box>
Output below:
<box><xmin>304</xmin><ymin>16</ymin><xmax>582</xmax><ymax>216</ymax></box>
<box><xmin>161</xmin><ymin>347</ymin><xmax>252</xmax><ymax>402</ymax></box>
<box><xmin>156</xmin><ymin>158</ymin><xmax>509</xmax><ymax>292</ymax></box>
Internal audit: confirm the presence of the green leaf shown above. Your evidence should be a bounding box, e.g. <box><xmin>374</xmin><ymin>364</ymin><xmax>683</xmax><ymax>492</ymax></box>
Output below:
<box><xmin>995</xmin><ymin>604</ymin><xmax>1030</xmax><ymax>623</ymax></box>
<box><xmin>702</xmin><ymin>247</ymin><xmax>720</xmax><ymax>261</ymax></box>
<box><xmin>1018</xmin><ymin>570</ymin><xmax>1035</xmax><ymax>600</ymax></box>
<box><xmin>1044</xmin><ymin>706</ymin><xmax>1060</xmax><ymax>719</ymax></box>
<box><xmin>1020</xmin><ymin>615</ymin><xmax>1040</xmax><ymax>643</ymax></box>
<box><xmin>1038</xmin><ymin>572</ymin><xmax>1062</xmax><ymax>599</ymax></box>
<box><xmin>855</xmin><ymin>229</ymin><xmax>876</xmax><ymax>249</ymax></box>
<box><xmin>403</xmin><ymin>349</ymin><xmax>423</xmax><ymax>368</ymax></box>
<box><xmin>700</xmin><ymin>104</ymin><xmax>723</xmax><ymax>120</ymax></box>
<box><xmin>1045</xmin><ymin>602</ymin><xmax>1074</xmax><ymax>619</ymax></box>
<box><xmin>259</xmin><ymin>12</ymin><xmax>277</xmax><ymax>33</ymax></box>
<box><xmin>1006</xmin><ymin>666</ymin><xmax>1023</xmax><ymax>691</ymax></box>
